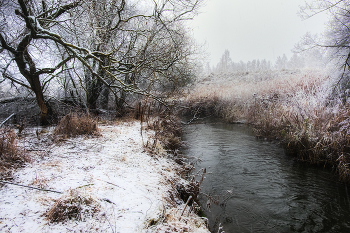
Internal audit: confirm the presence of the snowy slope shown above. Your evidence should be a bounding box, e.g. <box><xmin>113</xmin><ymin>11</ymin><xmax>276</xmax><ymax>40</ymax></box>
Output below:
<box><xmin>0</xmin><ymin>121</ymin><xmax>209</xmax><ymax>233</ymax></box>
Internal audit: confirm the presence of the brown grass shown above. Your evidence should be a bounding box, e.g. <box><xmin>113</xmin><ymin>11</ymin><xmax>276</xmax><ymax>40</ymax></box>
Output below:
<box><xmin>145</xmin><ymin>116</ymin><xmax>183</xmax><ymax>154</ymax></box>
<box><xmin>0</xmin><ymin>128</ymin><xmax>29</xmax><ymax>180</ymax></box>
<box><xmin>45</xmin><ymin>190</ymin><xmax>100</xmax><ymax>223</ymax></box>
<box><xmin>54</xmin><ymin>113</ymin><xmax>100</xmax><ymax>138</ymax></box>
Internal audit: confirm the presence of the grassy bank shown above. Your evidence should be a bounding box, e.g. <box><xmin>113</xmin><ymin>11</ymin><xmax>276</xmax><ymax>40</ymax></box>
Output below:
<box><xmin>183</xmin><ymin>69</ymin><xmax>350</xmax><ymax>181</ymax></box>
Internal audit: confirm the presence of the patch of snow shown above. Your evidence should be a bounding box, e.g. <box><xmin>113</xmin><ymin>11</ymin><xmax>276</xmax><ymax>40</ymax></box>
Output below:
<box><xmin>0</xmin><ymin>121</ymin><xmax>209</xmax><ymax>232</ymax></box>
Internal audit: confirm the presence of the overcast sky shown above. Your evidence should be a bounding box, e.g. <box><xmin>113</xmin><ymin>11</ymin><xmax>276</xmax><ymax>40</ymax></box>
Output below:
<box><xmin>189</xmin><ymin>0</ymin><xmax>329</xmax><ymax>66</ymax></box>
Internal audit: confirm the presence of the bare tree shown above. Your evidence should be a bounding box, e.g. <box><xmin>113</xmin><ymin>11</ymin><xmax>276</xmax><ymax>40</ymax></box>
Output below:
<box><xmin>216</xmin><ymin>49</ymin><xmax>232</xmax><ymax>73</ymax></box>
<box><xmin>299</xmin><ymin>1</ymin><xmax>350</xmax><ymax>91</ymax></box>
<box><xmin>275</xmin><ymin>54</ymin><xmax>288</xmax><ymax>70</ymax></box>
<box><xmin>0</xmin><ymin>1</ymin><xmax>77</xmax><ymax>124</ymax></box>
<box><xmin>64</xmin><ymin>0</ymin><xmax>202</xmax><ymax>114</ymax></box>
<box><xmin>0</xmin><ymin>0</ymin><xmax>202</xmax><ymax>124</ymax></box>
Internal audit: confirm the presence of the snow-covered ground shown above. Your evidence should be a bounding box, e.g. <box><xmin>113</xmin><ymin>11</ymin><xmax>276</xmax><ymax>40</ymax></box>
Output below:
<box><xmin>0</xmin><ymin>121</ymin><xmax>209</xmax><ymax>232</ymax></box>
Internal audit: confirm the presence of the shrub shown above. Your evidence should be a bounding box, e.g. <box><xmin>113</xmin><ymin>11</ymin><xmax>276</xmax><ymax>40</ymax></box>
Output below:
<box><xmin>0</xmin><ymin>128</ymin><xmax>29</xmax><ymax>179</ymax></box>
<box><xmin>146</xmin><ymin>116</ymin><xmax>183</xmax><ymax>153</ymax></box>
<box><xmin>54</xmin><ymin>113</ymin><xmax>100</xmax><ymax>138</ymax></box>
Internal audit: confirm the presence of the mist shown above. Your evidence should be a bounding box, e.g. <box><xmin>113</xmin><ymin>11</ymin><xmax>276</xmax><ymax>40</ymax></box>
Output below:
<box><xmin>189</xmin><ymin>0</ymin><xmax>329</xmax><ymax>65</ymax></box>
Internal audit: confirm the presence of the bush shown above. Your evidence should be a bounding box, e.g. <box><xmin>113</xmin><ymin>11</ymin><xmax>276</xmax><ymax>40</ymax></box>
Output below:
<box><xmin>0</xmin><ymin>128</ymin><xmax>29</xmax><ymax>179</ymax></box>
<box><xmin>54</xmin><ymin>113</ymin><xmax>100</xmax><ymax>138</ymax></box>
<box><xmin>147</xmin><ymin>116</ymin><xmax>183</xmax><ymax>153</ymax></box>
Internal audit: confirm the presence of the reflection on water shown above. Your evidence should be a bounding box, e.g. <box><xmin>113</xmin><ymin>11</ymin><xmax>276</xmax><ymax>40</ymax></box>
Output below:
<box><xmin>183</xmin><ymin>122</ymin><xmax>350</xmax><ymax>233</ymax></box>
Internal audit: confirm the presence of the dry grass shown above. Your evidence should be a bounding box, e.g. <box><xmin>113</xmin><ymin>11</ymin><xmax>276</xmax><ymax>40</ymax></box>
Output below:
<box><xmin>150</xmin><ymin>205</ymin><xmax>208</xmax><ymax>232</ymax></box>
<box><xmin>184</xmin><ymin>69</ymin><xmax>350</xmax><ymax>181</ymax></box>
<box><xmin>145</xmin><ymin>115</ymin><xmax>183</xmax><ymax>155</ymax></box>
<box><xmin>44</xmin><ymin>190</ymin><xmax>100</xmax><ymax>223</ymax></box>
<box><xmin>0</xmin><ymin>128</ymin><xmax>29</xmax><ymax>180</ymax></box>
<box><xmin>54</xmin><ymin>113</ymin><xmax>100</xmax><ymax>138</ymax></box>
<box><xmin>147</xmin><ymin>170</ymin><xmax>208</xmax><ymax>232</ymax></box>
<box><xmin>30</xmin><ymin>171</ymin><xmax>50</xmax><ymax>189</ymax></box>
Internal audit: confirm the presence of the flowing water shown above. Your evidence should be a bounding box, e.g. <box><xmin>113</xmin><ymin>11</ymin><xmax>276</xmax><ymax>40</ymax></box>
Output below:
<box><xmin>183</xmin><ymin>121</ymin><xmax>350</xmax><ymax>233</ymax></box>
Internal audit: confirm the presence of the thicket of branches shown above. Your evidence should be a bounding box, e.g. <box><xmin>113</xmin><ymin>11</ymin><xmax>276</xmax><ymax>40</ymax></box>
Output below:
<box><xmin>299</xmin><ymin>0</ymin><xmax>350</xmax><ymax>99</ymax></box>
<box><xmin>0</xmin><ymin>0</ymin><xmax>202</xmax><ymax>124</ymax></box>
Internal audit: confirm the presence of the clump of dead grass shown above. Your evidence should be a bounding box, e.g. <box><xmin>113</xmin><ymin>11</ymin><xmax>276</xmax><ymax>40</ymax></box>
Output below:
<box><xmin>149</xmin><ymin>205</ymin><xmax>209</xmax><ymax>232</ymax></box>
<box><xmin>147</xmin><ymin>170</ymin><xmax>208</xmax><ymax>232</ymax></box>
<box><xmin>54</xmin><ymin>113</ymin><xmax>100</xmax><ymax>138</ymax></box>
<box><xmin>44</xmin><ymin>190</ymin><xmax>100</xmax><ymax>223</ymax></box>
<box><xmin>0</xmin><ymin>128</ymin><xmax>29</xmax><ymax>180</ymax></box>
<box><xmin>145</xmin><ymin>115</ymin><xmax>184</xmax><ymax>154</ymax></box>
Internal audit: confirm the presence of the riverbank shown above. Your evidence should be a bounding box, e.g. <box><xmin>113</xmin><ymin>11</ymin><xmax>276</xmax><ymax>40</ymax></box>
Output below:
<box><xmin>0</xmin><ymin>119</ymin><xmax>209</xmax><ymax>232</ymax></box>
<box><xmin>183</xmin><ymin>69</ymin><xmax>350</xmax><ymax>181</ymax></box>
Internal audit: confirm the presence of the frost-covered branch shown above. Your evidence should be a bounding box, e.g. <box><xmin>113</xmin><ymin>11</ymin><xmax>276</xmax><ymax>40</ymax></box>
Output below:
<box><xmin>0</xmin><ymin>0</ymin><xmax>202</xmax><ymax>122</ymax></box>
<box><xmin>35</xmin><ymin>56</ymin><xmax>74</xmax><ymax>76</ymax></box>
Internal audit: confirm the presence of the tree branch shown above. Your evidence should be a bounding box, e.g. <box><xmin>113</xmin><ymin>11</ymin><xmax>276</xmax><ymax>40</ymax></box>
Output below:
<box><xmin>35</xmin><ymin>55</ymin><xmax>74</xmax><ymax>75</ymax></box>
<box><xmin>302</xmin><ymin>0</ymin><xmax>344</xmax><ymax>20</ymax></box>
<box><xmin>46</xmin><ymin>1</ymin><xmax>81</xmax><ymax>20</ymax></box>
<box><xmin>0</xmin><ymin>33</ymin><xmax>16</xmax><ymax>54</ymax></box>
<box><xmin>17</xmin><ymin>0</ymin><xmax>29</xmax><ymax>17</ymax></box>
<box><xmin>1</xmin><ymin>72</ymin><xmax>32</xmax><ymax>89</ymax></box>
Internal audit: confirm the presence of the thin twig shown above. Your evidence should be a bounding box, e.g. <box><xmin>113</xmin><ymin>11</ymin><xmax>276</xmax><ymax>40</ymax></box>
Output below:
<box><xmin>0</xmin><ymin>113</ymin><xmax>15</xmax><ymax>127</ymax></box>
<box><xmin>95</xmin><ymin>178</ymin><xmax>126</xmax><ymax>190</ymax></box>
<box><xmin>102</xmin><ymin>212</ymin><xmax>116</xmax><ymax>233</ymax></box>
<box><xmin>179</xmin><ymin>195</ymin><xmax>192</xmax><ymax>220</ymax></box>
<box><xmin>0</xmin><ymin>180</ymin><xmax>62</xmax><ymax>194</ymax></box>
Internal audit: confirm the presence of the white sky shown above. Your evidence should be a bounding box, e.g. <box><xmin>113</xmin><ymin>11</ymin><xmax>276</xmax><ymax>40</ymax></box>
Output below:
<box><xmin>189</xmin><ymin>0</ymin><xmax>329</xmax><ymax>66</ymax></box>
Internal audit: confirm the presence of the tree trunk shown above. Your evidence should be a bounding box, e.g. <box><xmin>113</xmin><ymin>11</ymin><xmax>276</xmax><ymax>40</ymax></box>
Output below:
<box><xmin>26</xmin><ymin>73</ymin><xmax>49</xmax><ymax>125</ymax></box>
<box><xmin>100</xmin><ymin>85</ymin><xmax>110</xmax><ymax>110</ymax></box>
<box><xmin>14</xmin><ymin>41</ymin><xmax>49</xmax><ymax>125</ymax></box>
<box><xmin>84</xmin><ymin>60</ymin><xmax>105</xmax><ymax>111</ymax></box>
<box><xmin>36</xmin><ymin>92</ymin><xmax>48</xmax><ymax>125</ymax></box>
<box><xmin>97</xmin><ymin>56</ymin><xmax>110</xmax><ymax>110</ymax></box>
<box><xmin>86</xmin><ymin>75</ymin><xmax>103</xmax><ymax>110</ymax></box>
<box><xmin>115</xmin><ymin>90</ymin><xmax>126</xmax><ymax>117</ymax></box>
<box><xmin>115</xmin><ymin>72</ymin><xmax>134</xmax><ymax>117</ymax></box>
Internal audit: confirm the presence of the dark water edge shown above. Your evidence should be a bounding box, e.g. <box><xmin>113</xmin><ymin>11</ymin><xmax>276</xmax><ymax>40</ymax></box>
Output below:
<box><xmin>182</xmin><ymin>121</ymin><xmax>350</xmax><ymax>233</ymax></box>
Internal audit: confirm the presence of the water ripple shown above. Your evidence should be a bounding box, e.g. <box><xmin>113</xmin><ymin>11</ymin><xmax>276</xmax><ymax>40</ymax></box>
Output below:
<box><xmin>183</xmin><ymin>122</ymin><xmax>350</xmax><ymax>233</ymax></box>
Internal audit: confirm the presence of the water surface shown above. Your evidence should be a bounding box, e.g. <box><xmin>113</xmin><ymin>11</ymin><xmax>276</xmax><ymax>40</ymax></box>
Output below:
<box><xmin>183</xmin><ymin>121</ymin><xmax>350</xmax><ymax>233</ymax></box>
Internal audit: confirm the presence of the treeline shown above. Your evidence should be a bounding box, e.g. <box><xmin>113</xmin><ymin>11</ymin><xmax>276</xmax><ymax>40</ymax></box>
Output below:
<box><xmin>205</xmin><ymin>48</ymin><xmax>325</xmax><ymax>75</ymax></box>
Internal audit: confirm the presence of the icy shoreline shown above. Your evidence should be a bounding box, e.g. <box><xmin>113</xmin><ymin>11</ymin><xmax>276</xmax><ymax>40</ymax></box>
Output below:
<box><xmin>0</xmin><ymin>121</ymin><xmax>209</xmax><ymax>232</ymax></box>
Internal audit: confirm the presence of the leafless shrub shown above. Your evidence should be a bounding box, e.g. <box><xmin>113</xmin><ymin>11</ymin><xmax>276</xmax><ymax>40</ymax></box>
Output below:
<box><xmin>145</xmin><ymin>115</ymin><xmax>184</xmax><ymax>155</ymax></box>
<box><xmin>181</xmin><ymin>96</ymin><xmax>221</xmax><ymax>120</ymax></box>
<box><xmin>176</xmin><ymin>168</ymin><xmax>206</xmax><ymax>207</ymax></box>
<box><xmin>54</xmin><ymin>113</ymin><xmax>100</xmax><ymax>138</ymax></box>
<box><xmin>0</xmin><ymin>128</ymin><xmax>29</xmax><ymax>180</ymax></box>
<box><xmin>44</xmin><ymin>190</ymin><xmax>100</xmax><ymax>223</ymax></box>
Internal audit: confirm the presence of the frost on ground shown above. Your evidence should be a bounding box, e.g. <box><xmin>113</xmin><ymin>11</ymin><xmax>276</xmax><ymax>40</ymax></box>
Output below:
<box><xmin>0</xmin><ymin>121</ymin><xmax>209</xmax><ymax>232</ymax></box>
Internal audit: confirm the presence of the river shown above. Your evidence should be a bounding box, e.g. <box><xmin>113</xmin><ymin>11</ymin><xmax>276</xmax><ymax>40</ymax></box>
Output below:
<box><xmin>183</xmin><ymin>121</ymin><xmax>350</xmax><ymax>233</ymax></box>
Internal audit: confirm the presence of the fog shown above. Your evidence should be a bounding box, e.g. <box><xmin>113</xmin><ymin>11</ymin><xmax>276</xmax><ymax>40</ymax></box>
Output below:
<box><xmin>189</xmin><ymin>0</ymin><xmax>329</xmax><ymax>65</ymax></box>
